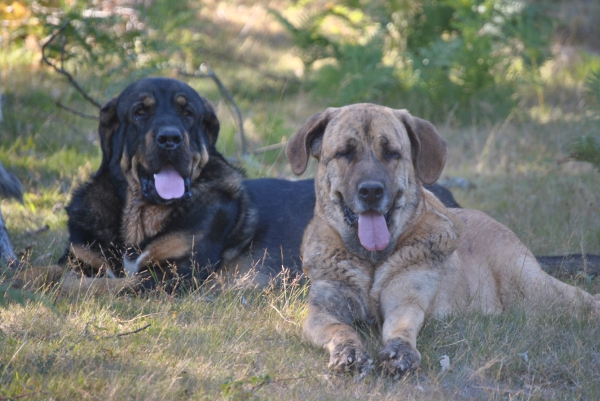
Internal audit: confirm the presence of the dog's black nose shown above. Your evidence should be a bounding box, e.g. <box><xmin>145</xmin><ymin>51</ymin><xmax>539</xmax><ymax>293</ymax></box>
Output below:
<box><xmin>358</xmin><ymin>181</ymin><xmax>384</xmax><ymax>205</ymax></box>
<box><xmin>156</xmin><ymin>127</ymin><xmax>183</xmax><ymax>150</ymax></box>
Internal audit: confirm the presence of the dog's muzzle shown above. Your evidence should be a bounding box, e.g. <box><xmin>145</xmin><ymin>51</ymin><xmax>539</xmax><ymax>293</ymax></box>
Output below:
<box><xmin>156</xmin><ymin>127</ymin><xmax>183</xmax><ymax>151</ymax></box>
<box><xmin>343</xmin><ymin>200</ymin><xmax>393</xmax><ymax>227</ymax></box>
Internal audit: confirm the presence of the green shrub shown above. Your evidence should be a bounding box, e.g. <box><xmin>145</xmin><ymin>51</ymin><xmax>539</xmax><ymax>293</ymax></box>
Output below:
<box><xmin>272</xmin><ymin>0</ymin><xmax>553</xmax><ymax>122</ymax></box>
<box><xmin>570</xmin><ymin>70</ymin><xmax>600</xmax><ymax>169</ymax></box>
<box><xmin>309</xmin><ymin>38</ymin><xmax>401</xmax><ymax>105</ymax></box>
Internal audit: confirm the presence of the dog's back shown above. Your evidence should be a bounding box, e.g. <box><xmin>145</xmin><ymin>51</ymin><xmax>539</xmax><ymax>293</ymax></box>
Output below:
<box><xmin>449</xmin><ymin>207</ymin><xmax>600</xmax><ymax>313</ymax></box>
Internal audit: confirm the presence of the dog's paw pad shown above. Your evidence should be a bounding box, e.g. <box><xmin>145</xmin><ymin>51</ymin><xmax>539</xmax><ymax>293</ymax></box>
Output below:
<box><xmin>379</xmin><ymin>338</ymin><xmax>421</xmax><ymax>377</ymax></box>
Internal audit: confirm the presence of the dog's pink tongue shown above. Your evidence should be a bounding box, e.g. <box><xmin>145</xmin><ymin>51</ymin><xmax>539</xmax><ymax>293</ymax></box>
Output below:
<box><xmin>358</xmin><ymin>212</ymin><xmax>390</xmax><ymax>252</ymax></box>
<box><xmin>154</xmin><ymin>166</ymin><xmax>185</xmax><ymax>200</ymax></box>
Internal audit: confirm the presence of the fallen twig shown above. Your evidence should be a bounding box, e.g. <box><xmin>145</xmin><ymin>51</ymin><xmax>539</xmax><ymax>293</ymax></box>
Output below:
<box><xmin>115</xmin><ymin>323</ymin><xmax>151</xmax><ymax>337</ymax></box>
<box><xmin>82</xmin><ymin>319</ymin><xmax>151</xmax><ymax>340</ymax></box>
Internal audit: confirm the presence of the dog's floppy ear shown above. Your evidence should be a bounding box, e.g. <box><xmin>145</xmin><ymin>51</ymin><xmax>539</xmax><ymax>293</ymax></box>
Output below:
<box><xmin>394</xmin><ymin>109</ymin><xmax>447</xmax><ymax>185</ymax></box>
<box><xmin>96</xmin><ymin>97</ymin><xmax>120</xmax><ymax>176</ymax></box>
<box><xmin>201</xmin><ymin>98</ymin><xmax>220</xmax><ymax>150</ymax></box>
<box><xmin>286</xmin><ymin>107</ymin><xmax>340</xmax><ymax>175</ymax></box>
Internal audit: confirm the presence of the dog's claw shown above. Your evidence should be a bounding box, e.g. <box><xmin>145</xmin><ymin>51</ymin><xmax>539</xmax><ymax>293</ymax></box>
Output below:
<box><xmin>353</xmin><ymin>358</ymin><xmax>375</xmax><ymax>383</ymax></box>
<box><xmin>379</xmin><ymin>338</ymin><xmax>421</xmax><ymax>377</ymax></box>
<box><xmin>329</xmin><ymin>342</ymin><xmax>371</xmax><ymax>374</ymax></box>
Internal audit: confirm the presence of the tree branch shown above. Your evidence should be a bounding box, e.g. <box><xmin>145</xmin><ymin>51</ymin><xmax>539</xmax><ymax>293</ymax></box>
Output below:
<box><xmin>55</xmin><ymin>101</ymin><xmax>98</xmax><ymax>120</ymax></box>
<box><xmin>41</xmin><ymin>20</ymin><xmax>102</xmax><ymax>109</ymax></box>
<box><xmin>178</xmin><ymin>64</ymin><xmax>248</xmax><ymax>156</ymax></box>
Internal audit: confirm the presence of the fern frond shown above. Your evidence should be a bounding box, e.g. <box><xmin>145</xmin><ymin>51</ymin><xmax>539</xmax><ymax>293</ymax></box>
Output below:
<box><xmin>585</xmin><ymin>70</ymin><xmax>600</xmax><ymax>105</ymax></box>
<box><xmin>570</xmin><ymin>134</ymin><xmax>600</xmax><ymax>170</ymax></box>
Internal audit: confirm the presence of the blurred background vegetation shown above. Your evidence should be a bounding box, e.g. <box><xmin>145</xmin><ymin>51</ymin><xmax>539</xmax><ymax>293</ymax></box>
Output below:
<box><xmin>0</xmin><ymin>0</ymin><xmax>599</xmax><ymax>262</ymax></box>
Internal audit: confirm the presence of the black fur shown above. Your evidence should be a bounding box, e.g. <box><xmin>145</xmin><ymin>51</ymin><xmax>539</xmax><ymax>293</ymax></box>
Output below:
<box><xmin>60</xmin><ymin>78</ymin><xmax>314</xmax><ymax>290</ymax></box>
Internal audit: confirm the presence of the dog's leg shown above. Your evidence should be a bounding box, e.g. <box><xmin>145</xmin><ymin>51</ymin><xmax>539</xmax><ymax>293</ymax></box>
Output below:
<box><xmin>58</xmin><ymin>270</ymin><xmax>143</xmax><ymax>296</ymax></box>
<box><xmin>11</xmin><ymin>265</ymin><xmax>66</xmax><ymax>290</ymax></box>
<box><xmin>517</xmin><ymin>258</ymin><xmax>600</xmax><ymax>314</ymax></box>
<box><xmin>69</xmin><ymin>244</ymin><xmax>116</xmax><ymax>276</ymax></box>
<box><xmin>123</xmin><ymin>232</ymin><xmax>193</xmax><ymax>275</ymax></box>
<box><xmin>11</xmin><ymin>265</ymin><xmax>143</xmax><ymax>296</ymax></box>
<box><xmin>376</xmin><ymin>268</ymin><xmax>440</xmax><ymax>377</ymax></box>
<box><xmin>304</xmin><ymin>280</ymin><xmax>374</xmax><ymax>373</ymax></box>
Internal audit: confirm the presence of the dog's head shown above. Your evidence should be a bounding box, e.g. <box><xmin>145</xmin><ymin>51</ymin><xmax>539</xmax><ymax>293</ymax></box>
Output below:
<box><xmin>287</xmin><ymin>104</ymin><xmax>447</xmax><ymax>255</ymax></box>
<box><xmin>97</xmin><ymin>77</ymin><xmax>220</xmax><ymax>204</ymax></box>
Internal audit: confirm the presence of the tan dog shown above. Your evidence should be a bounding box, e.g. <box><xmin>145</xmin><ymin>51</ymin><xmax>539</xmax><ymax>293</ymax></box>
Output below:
<box><xmin>286</xmin><ymin>104</ymin><xmax>600</xmax><ymax>377</ymax></box>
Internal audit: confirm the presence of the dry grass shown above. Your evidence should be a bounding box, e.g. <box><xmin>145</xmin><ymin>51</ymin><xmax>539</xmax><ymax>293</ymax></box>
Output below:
<box><xmin>1</xmin><ymin>280</ymin><xmax>599</xmax><ymax>400</ymax></box>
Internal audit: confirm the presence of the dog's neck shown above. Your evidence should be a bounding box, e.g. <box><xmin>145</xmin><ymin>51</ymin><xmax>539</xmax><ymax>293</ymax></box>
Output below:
<box><xmin>122</xmin><ymin>188</ymin><xmax>173</xmax><ymax>245</ymax></box>
<box><xmin>393</xmin><ymin>190</ymin><xmax>462</xmax><ymax>257</ymax></box>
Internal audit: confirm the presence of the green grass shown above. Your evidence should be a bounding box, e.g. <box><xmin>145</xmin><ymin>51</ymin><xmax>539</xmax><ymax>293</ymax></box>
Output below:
<box><xmin>1</xmin><ymin>0</ymin><xmax>600</xmax><ymax>399</ymax></box>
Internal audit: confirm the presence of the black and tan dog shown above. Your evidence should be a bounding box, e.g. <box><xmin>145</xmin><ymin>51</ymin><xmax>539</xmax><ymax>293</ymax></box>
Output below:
<box><xmin>286</xmin><ymin>104</ymin><xmax>600</xmax><ymax>377</ymax></box>
<box><xmin>14</xmin><ymin>78</ymin><xmax>317</xmax><ymax>293</ymax></box>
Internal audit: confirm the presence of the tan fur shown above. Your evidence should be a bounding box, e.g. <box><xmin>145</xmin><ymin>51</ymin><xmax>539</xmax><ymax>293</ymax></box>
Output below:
<box><xmin>12</xmin><ymin>265</ymin><xmax>143</xmax><ymax>296</ymax></box>
<box><xmin>142</xmin><ymin>95</ymin><xmax>154</xmax><ymax>107</ymax></box>
<box><xmin>122</xmin><ymin>192</ymin><xmax>172</xmax><ymax>245</ymax></box>
<box><xmin>70</xmin><ymin>244</ymin><xmax>111</xmax><ymax>273</ymax></box>
<box><xmin>120</xmin><ymin>149</ymin><xmax>173</xmax><ymax>245</ymax></box>
<box><xmin>138</xmin><ymin>233</ymin><xmax>194</xmax><ymax>266</ymax></box>
<box><xmin>287</xmin><ymin>104</ymin><xmax>600</xmax><ymax>376</ymax></box>
<box><xmin>191</xmin><ymin>151</ymin><xmax>208</xmax><ymax>181</ymax></box>
<box><xmin>175</xmin><ymin>95</ymin><xmax>187</xmax><ymax>106</ymax></box>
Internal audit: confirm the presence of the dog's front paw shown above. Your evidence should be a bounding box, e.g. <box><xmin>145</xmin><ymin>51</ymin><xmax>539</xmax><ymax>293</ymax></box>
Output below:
<box><xmin>123</xmin><ymin>248</ymin><xmax>149</xmax><ymax>277</ymax></box>
<box><xmin>329</xmin><ymin>342</ymin><xmax>373</xmax><ymax>374</ymax></box>
<box><xmin>379</xmin><ymin>338</ymin><xmax>421</xmax><ymax>378</ymax></box>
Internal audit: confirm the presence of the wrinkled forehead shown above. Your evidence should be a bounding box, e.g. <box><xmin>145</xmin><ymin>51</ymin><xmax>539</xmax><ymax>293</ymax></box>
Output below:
<box><xmin>324</xmin><ymin>105</ymin><xmax>409</xmax><ymax>147</ymax></box>
<box><xmin>116</xmin><ymin>78</ymin><xmax>204</xmax><ymax>115</ymax></box>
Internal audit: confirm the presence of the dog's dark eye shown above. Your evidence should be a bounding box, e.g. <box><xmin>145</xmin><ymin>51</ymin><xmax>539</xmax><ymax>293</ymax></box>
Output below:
<box><xmin>134</xmin><ymin>108</ymin><xmax>147</xmax><ymax>120</ymax></box>
<box><xmin>183</xmin><ymin>110</ymin><xmax>194</xmax><ymax>120</ymax></box>
<box><xmin>335</xmin><ymin>150</ymin><xmax>353</xmax><ymax>161</ymax></box>
<box><xmin>384</xmin><ymin>150</ymin><xmax>401</xmax><ymax>160</ymax></box>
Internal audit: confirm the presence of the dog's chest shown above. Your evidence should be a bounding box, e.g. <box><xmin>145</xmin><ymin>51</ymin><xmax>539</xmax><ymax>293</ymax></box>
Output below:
<box><xmin>122</xmin><ymin>198</ymin><xmax>172</xmax><ymax>244</ymax></box>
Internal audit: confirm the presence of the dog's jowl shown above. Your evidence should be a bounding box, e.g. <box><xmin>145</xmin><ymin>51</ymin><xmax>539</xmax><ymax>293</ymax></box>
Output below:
<box><xmin>286</xmin><ymin>103</ymin><xmax>600</xmax><ymax>376</ymax></box>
